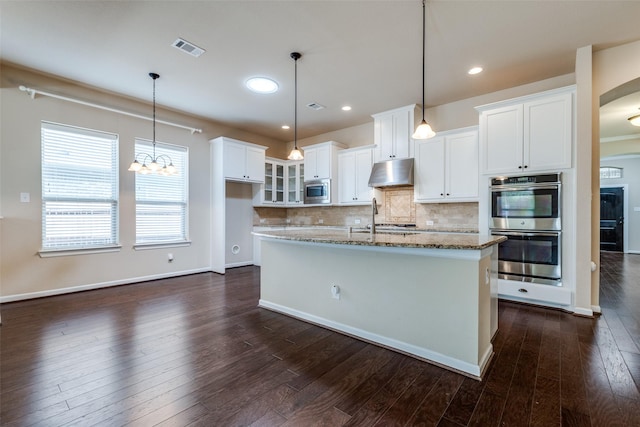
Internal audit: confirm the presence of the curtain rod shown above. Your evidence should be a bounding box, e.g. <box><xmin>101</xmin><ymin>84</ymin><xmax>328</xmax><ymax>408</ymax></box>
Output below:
<box><xmin>18</xmin><ymin>85</ymin><xmax>203</xmax><ymax>135</ymax></box>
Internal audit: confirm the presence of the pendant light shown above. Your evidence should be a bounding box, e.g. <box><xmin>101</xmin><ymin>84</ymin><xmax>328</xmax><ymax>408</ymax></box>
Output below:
<box><xmin>412</xmin><ymin>0</ymin><xmax>436</xmax><ymax>140</ymax></box>
<box><xmin>128</xmin><ymin>73</ymin><xmax>177</xmax><ymax>175</ymax></box>
<box><xmin>287</xmin><ymin>52</ymin><xmax>304</xmax><ymax>161</ymax></box>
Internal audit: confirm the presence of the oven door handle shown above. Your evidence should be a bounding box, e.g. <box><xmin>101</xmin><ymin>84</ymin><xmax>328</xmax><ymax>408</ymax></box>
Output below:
<box><xmin>492</xmin><ymin>231</ymin><xmax>561</xmax><ymax>238</ymax></box>
<box><xmin>490</xmin><ymin>184</ymin><xmax>560</xmax><ymax>192</ymax></box>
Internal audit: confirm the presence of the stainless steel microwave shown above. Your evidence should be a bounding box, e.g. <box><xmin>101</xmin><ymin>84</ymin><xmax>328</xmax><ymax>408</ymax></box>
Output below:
<box><xmin>304</xmin><ymin>179</ymin><xmax>330</xmax><ymax>204</ymax></box>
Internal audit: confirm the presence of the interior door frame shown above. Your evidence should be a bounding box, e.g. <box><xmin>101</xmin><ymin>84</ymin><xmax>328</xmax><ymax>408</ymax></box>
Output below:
<box><xmin>600</xmin><ymin>184</ymin><xmax>629</xmax><ymax>253</ymax></box>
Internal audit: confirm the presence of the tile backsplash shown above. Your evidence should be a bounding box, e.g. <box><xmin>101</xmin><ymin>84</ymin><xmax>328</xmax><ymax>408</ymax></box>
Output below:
<box><xmin>254</xmin><ymin>188</ymin><xmax>479</xmax><ymax>232</ymax></box>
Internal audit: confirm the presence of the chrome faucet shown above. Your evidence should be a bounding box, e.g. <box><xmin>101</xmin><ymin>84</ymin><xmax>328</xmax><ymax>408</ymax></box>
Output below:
<box><xmin>371</xmin><ymin>197</ymin><xmax>378</xmax><ymax>236</ymax></box>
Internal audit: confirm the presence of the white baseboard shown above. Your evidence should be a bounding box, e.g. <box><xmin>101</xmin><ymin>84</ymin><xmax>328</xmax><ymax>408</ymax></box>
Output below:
<box><xmin>573</xmin><ymin>306</ymin><xmax>594</xmax><ymax>317</ymax></box>
<box><xmin>0</xmin><ymin>268</ymin><xmax>211</xmax><ymax>303</ymax></box>
<box><xmin>591</xmin><ymin>305</ymin><xmax>602</xmax><ymax>314</ymax></box>
<box><xmin>258</xmin><ymin>299</ymin><xmax>489</xmax><ymax>379</ymax></box>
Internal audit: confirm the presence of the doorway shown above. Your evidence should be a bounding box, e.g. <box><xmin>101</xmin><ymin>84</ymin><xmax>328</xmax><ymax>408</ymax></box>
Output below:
<box><xmin>600</xmin><ymin>186</ymin><xmax>624</xmax><ymax>252</ymax></box>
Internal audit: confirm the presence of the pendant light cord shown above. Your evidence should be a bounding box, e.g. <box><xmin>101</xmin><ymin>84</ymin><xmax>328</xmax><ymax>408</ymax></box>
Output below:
<box><xmin>150</xmin><ymin>72</ymin><xmax>159</xmax><ymax>160</ymax></box>
<box><xmin>421</xmin><ymin>0</ymin><xmax>426</xmax><ymax>122</ymax></box>
<box><xmin>294</xmin><ymin>55</ymin><xmax>298</xmax><ymax>149</ymax></box>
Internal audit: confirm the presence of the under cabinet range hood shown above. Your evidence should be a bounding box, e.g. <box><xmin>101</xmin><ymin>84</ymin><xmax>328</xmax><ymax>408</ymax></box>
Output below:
<box><xmin>367</xmin><ymin>158</ymin><xmax>414</xmax><ymax>188</ymax></box>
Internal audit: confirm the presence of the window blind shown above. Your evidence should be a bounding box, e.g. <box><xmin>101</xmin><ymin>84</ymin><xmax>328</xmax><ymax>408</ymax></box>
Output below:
<box><xmin>135</xmin><ymin>139</ymin><xmax>188</xmax><ymax>244</ymax></box>
<box><xmin>41</xmin><ymin>121</ymin><xmax>119</xmax><ymax>249</ymax></box>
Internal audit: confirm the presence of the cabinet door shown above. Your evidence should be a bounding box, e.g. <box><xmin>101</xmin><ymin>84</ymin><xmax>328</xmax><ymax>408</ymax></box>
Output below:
<box><xmin>414</xmin><ymin>138</ymin><xmax>445</xmax><ymax>201</ymax></box>
<box><xmin>481</xmin><ymin>104</ymin><xmax>523</xmax><ymax>175</ymax></box>
<box><xmin>315</xmin><ymin>145</ymin><xmax>332</xmax><ymax>179</ymax></box>
<box><xmin>245</xmin><ymin>146</ymin><xmax>266</xmax><ymax>182</ymax></box>
<box><xmin>392</xmin><ymin>111</ymin><xmax>411</xmax><ymax>159</ymax></box>
<box><xmin>223</xmin><ymin>142</ymin><xmax>246</xmax><ymax>180</ymax></box>
<box><xmin>377</xmin><ymin>114</ymin><xmax>395</xmax><ymax>160</ymax></box>
<box><xmin>263</xmin><ymin>162</ymin><xmax>274</xmax><ymax>203</ymax></box>
<box><xmin>285</xmin><ymin>162</ymin><xmax>304</xmax><ymax>204</ymax></box>
<box><xmin>338</xmin><ymin>152</ymin><xmax>356</xmax><ymax>203</ymax></box>
<box><xmin>354</xmin><ymin>149</ymin><xmax>373</xmax><ymax>202</ymax></box>
<box><xmin>524</xmin><ymin>92</ymin><xmax>572</xmax><ymax>171</ymax></box>
<box><xmin>447</xmin><ymin>131</ymin><xmax>478</xmax><ymax>200</ymax></box>
<box><xmin>274</xmin><ymin>163</ymin><xmax>284</xmax><ymax>202</ymax></box>
<box><xmin>304</xmin><ymin>148</ymin><xmax>318</xmax><ymax>179</ymax></box>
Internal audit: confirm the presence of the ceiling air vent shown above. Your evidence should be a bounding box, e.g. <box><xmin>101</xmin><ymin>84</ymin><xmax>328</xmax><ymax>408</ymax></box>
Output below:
<box><xmin>306</xmin><ymin>102</ymin><xmax>326</xmax><ymax>111</ymax></box>
<box><xmin>172</xmin><ymin>38</ymin><xmax>205</xmax><ymax>57</ymax></box>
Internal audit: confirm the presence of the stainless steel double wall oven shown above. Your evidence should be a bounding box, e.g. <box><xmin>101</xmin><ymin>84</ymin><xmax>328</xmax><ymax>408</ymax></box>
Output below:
<box><xmin>490</xmin><ymin>173</ymin><xmax>562</xmax><ymax>286</ymax></box>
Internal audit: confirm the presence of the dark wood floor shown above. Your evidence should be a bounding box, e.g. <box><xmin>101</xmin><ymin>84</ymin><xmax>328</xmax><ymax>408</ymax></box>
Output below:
<box><xmin>1</xmin><ymin>252</ymin><xmax>639</xmax><ymax>426</ymax></box>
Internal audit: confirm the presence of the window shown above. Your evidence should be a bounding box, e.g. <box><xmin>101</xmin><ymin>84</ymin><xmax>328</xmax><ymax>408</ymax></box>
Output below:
<box><xmin>134</xmin><ymin>139</ymin><xmax>188</xmax><ymax>245</ymax></box>
<box><xmin>600</xmin><ymin>166</ymin><xmax>623</xmax><ymax>179</ymax></box>
<box><xmin>41</xmin><ymin>122</ymin><xmax>119</xmax><ymax>251</ymax></box>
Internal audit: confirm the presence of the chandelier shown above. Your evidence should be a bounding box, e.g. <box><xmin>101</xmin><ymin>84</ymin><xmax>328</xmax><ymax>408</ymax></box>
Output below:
<box><xmin>128</xmin><ymin>73</ymin><xmax>177</xmax><ymax>175</ymax></box>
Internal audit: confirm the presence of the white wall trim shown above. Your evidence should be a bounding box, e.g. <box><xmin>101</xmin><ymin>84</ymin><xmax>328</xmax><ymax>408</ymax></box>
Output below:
<box><xmin>259</xmin><ymin>299</ymin><xmax>490</xmax><ymax>379</ymax></box>
<box><xmin>591</xmin><ymin>305</ymin><xmax>602</xmax><ymax>314</ymax></box>
<box><xmin>0</xmin><ymin>268</ymin><xmax>211</xmax><ymax>303</ymax></box>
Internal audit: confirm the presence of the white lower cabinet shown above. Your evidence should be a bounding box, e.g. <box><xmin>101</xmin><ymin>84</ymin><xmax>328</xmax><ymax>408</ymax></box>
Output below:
<box><xmin>414</xmin><ymin>127</ymin><xmax>479</xmax><ymax>203</ymax></box>
<box><xmin>498</xmin><ymin>280</ymin><xmax>572</xmax><ymax>307</ymax></box>
<box><xmin>338</xmin><ymin>146</ymin><xmax>374</xmax><ymax>205</ymax></box>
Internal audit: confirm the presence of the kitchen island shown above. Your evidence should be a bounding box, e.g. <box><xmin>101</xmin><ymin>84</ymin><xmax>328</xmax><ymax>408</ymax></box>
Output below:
<box><xmin>253</xmin><ymin>228</ymin><xmax>506</xmax><ymax>379</ymax></box>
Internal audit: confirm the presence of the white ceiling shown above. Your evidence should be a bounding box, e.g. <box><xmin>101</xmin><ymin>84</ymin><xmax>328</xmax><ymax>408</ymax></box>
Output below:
<box><xmin>2</xmin><ymin>0</ymin><xmax>640</xmax><ymax>142</ymax></box>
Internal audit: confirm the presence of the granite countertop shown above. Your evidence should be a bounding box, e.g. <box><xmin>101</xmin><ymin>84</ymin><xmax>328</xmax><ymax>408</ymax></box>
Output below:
<box><xmin>253</xmin><ymin>228</ymin><xmax>506</xmax><ymax>250</ymax></box>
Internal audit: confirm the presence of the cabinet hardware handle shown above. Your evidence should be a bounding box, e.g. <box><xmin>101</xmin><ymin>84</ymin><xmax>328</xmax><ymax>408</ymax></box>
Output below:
<box><xmin>440</xmin><ymin>193</ymin><xmax>444</xmax><ymax>196</ymax></box>
<box><xmin>446</xmin><ymin>193</ymin><xmax>450</xmax><ymax>196</ymax></box>
<box><xmin>518</xmin><ymin>288</ymin><xmax>528</xmax><ymax>293</ymax></box>
<box><xmin>524</xmin><ymin>165</ymin><xmax>528</xmax><ymax>169</ymax></box>
<box><xmin>518</xmin><ymin>166</ymin><xmax>522</xmax><ymax>169</ymax></box>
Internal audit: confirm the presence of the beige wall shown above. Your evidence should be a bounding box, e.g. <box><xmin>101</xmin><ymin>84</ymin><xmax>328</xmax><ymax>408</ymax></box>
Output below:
<box><xmin>0</xmin><ymin>63</ymin><xmax>285</xmax><ymax>300</ymax></box>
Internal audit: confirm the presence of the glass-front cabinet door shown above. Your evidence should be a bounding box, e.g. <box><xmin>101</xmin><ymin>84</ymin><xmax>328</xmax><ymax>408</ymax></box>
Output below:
<box><xmin>264</xmin><ymin>159</ymin><xmax>285</xmax><ymax>204</ymax></box>
<box><xmin>287</xmin><ymin>161</ymin><xmax>304</xmax><ymax>205</ymax></box>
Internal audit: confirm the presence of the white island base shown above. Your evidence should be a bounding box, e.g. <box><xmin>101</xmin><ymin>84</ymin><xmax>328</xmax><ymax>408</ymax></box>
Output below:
<box><xmin>258</xmin><ymin>237</ymin><xmax>498</xmax><ymax>380</ymax></box>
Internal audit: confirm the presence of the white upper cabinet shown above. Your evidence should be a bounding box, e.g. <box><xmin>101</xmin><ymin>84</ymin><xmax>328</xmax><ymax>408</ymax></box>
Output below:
<box><xmin>372</xmin><ymin>104</ymin><xmax>420</xmax><ymax>162</ymax></box>
<box><xmin>414</xmin><ymin>127</ymin><xmax>479</xmax><ymax>203</ymax></box>
<box><xmin>302</xmin><ymin>140</ymin><xmax>346</xmax><ymax>180</ymax></box>
<box><xmin>477</xmin><ymin>86</ymin><xmax>574</xmax><ymax>175</ymax></box>
<box><xmin>215</xmin><ymin>137</ymin><xmax>267</xmax><ymax>183</ymax></box>
<box><xmin>262</xmin><ymin>158</ymin><xmax>285</xmax><ymax>204</ymax></box>
<box><xmin>338</xmin><ymin>146</ymin><xmax>374</xmax><ymax>205</ymax></box>
<box><xmin>286</xmin><ymin>161</ymin><xmax>304</xmax><ymax>205</ymax></box>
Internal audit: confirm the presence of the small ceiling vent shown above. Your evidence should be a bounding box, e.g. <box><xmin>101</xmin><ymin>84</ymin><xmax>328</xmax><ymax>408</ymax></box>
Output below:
<box><xmin>172</xmin><ymin>38</ymin><xmax>205</xmax><ymax>57</ymax></box>
<box><xmin>306</xmin><ymin>102</ymin><xmax>325</xmax><ymax>111</ymax></box>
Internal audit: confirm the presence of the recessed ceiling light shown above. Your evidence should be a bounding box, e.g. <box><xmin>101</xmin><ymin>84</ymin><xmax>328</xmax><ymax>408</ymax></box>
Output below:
<box><xmin>468</xmin><ymin>67</ymin><xmax>483</xmax><ymax>75</ymax></box>
<box><xmin>245</xmin><ymin>77</ymin><xmax>279</xmax><ymax>94</ymax></box>
<box><xmin>282</xmin><ymin>125</ymin><xmax>290</xmax><ymax>130</ymax></box>
<box><xmin>342</xmin><ymin>106</ymin><xmax>352</xmax><ymax>111</ymax></box>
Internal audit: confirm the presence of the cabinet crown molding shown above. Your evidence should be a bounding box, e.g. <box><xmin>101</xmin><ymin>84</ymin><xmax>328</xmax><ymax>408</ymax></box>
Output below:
<box><xmin>475</xmin><ymin>84</ymin><xmax>576</xmax><ymax>113</ymax></box>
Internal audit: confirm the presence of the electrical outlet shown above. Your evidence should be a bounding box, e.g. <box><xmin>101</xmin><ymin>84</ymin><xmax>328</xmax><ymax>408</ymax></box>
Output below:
<box><xmin>286</xmin><ymin>218</ymin><xmax>291</xmax><ymax>223</ymax></box>
<box><xmin>259</xmin><ymin>218</ymin><xmax>266</xmax><ymax>223</ymax></box>
<box><xmin>354</xmin><ymin>219</ymin><xmax>361</xmax><ymax>224</ymax></box>
<box><xmin>318</xmin><ymin>219</ymin><xmax>324</xmax><ymax>224</ymax></box>
<box><xmin>426</xmin><ymin>220</ymin><xmax>434</xmax><ymax>226</ymax></box>
<box><xmin>20</xmin><ymin>192</ymin><xmax>30</xmax><ymax>203</ymax></box>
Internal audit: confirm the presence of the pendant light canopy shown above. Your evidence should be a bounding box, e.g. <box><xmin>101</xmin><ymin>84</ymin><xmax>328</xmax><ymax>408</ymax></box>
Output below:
<box><xmin>628</xmin><ymin>109</ymin><xmax>640</xmax><ymax>127</ymax></box>
<box><xmin>128</xmin><ymin>73</ymin><xmax>177</xmax><ymax>175</ymax></box>
<box><xmin>287</xmin><ymin>52</ymin><xmax>304</xmax><ymax>161</ymax></box>
<box><xmin>412</xmin><ymin>0</ymin><xmax>436</xmax><ymax>140</ymax></box>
